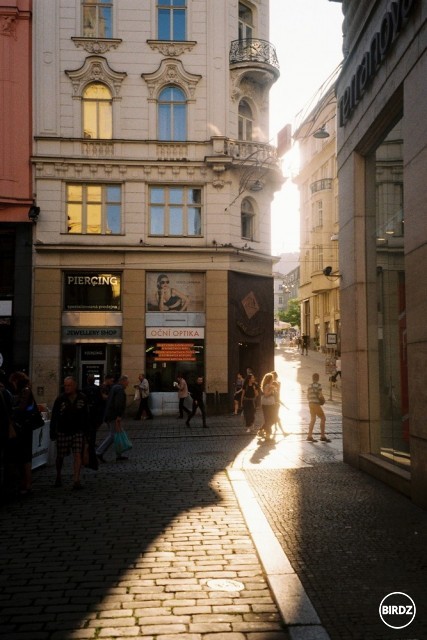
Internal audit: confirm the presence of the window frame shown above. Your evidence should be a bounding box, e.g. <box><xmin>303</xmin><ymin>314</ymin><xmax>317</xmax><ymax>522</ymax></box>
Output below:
<box><xmin>238</xmin><ymin>100</ymin><xmax>253</xmax><ymax>142</ymax></box>
<box><xmin>82</xmin><ymin>0</ymin><xmax>113</xmax><ymax>39</ymax></box>
<box><xmin>241</xmin><ymin>197</ymin><xmax>255</xmax><ymax>241</ymax></box>
<box><xmin>66</xmin><ymin>183</ymin><xmax>122</xmax><ymax>235</ymax></box>
<box><xmin>157</xmin><ymin>0</ymin><xmax>187</xmax><ymax>41</ymax></box>
<box><xmin>158</xmin><ymin>85</ymin><xmax>187</xmax><ymax>141</ymax></box>
<box><xmin>82</xmin><ymin>82</ymin><xmax>113</xmax><ymax>139</ymax></box>
<box><xmin>149</xmin><ymin>185</ymin><xmax>202</xmax><ymax>238</ymax></box>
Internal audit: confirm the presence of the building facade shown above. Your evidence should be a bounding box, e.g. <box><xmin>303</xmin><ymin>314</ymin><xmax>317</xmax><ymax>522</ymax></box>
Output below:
<box><xmin>335</xmin><ymin>0</ymin><xmax>427</xmax><ymax>506</ymax></box>
<box><xmin>0</xmin><ymin>0</ymin><xmax>33</xmax><ymax>375</ymax></box>
<box><xmin>31</xmin><ymin>1</ymin><xmax>282</xmax><ymax>412</ymax></box>
<box><xmin>293</xmin><ymin>86</ymin><xmax>341</xmax><ymax>353</ymax></box>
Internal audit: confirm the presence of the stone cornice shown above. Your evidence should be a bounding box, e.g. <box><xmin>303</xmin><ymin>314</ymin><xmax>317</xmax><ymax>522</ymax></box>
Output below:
<box><xmin>146</xmin><ymin>39</ymin><xmax>197</xmax><ymax>57</ymax></box>
<box><xmin>71</xmin><ymin>37</ymin><xmax>122</xmax><ymax>54</ymax></box>
<box><xmin>65</xmin><ymin>56</ymin><xmax>127</xmax><ymax>98</ymax></box>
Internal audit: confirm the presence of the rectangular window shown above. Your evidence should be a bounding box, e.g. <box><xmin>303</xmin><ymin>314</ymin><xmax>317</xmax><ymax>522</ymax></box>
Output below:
<box><xmin>66</xmin><ymin>184</ymin><xmax>121</xmax><ymax>234</ymax></box>
<box><xmin>158</xmin><ymin>0</ymin><xmax>186</xmax><ymax>41</ymax></box>
<box><xmin>82</xmin><ymin>1</ymin><xmax>113</xmax><ymax>39</ymax></box>
<box><xmin>149</xmin><ymin>186</ymin><xmax>202</xmax><ymax>237</ymax></box>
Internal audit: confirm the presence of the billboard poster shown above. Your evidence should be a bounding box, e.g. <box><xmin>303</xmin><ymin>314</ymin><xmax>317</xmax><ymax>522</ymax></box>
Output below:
<box><xmin>146</xmin><ymin>272</ymin><xmax>205</xmax><ymax>312</ymax></box>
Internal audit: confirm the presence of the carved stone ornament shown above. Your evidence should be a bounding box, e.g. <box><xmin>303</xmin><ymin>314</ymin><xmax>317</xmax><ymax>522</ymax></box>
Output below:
<box><xmin>72</xmin><ymin>37</ymin><xmax>122</xmax><ymax>54</ymax></box>
<box><xmin>142</xmin><ymin>58</ymin><xmax>201</xmax><ymax>101</ymax></box>
<box><xmin>0</xmin><ymin>13</ymin><xmax>17</xmax><ymax>38</ymax></box>
<box><xmin>65</xmin><ymin>56</ymin><xmax>127</xmax><ymax>98</ymax></box>
<box><xmin>147</xmin><ymin>40</ymin><xmax>196</xmax><ymax>57</ymax></box>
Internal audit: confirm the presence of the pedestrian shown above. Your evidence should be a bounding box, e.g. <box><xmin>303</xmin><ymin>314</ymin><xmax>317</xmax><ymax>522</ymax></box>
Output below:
<box><xmin>8</xmin><ymin>371</ymin><xmax>40</xmax><ymax>497</ymax></box>
<box><xmin>232</xmin><ymin>372</ymin><xmax>244</xmax><ymax>414</ymax></box>
<box><xmin>333</xmin><ymin>355</ymin><xmax>341</xmax><ymax>384</ymax></box>
<box><xmin>302</xmin><ymin>334</ymin><xmax>309</xmax><ymax>355</ymax></box>
<box><xmin>174</xmin><ymin>373</ymin><xmax>192</xmax><ymax>420</ymax></box>
<box><xmin>50</xmin><ymin>376</ymin><xmax>90</xmax><ymax>490</ymax></box>
<box><xmin>133</xmin><ymin>373</ymin><xmax>153</xmax><ymax>420</ymax></box>
<box><xmin>257</xmin><ymin>372</ymin><xmax>277</xmax><ymax>441</ymax></box>
<box><xmin>96</xmin><ymin>375</ymin><xmax>130</xmax><ymax>462</ymax></box>
<box><xmin>186</xmin><ymin>375</ymin><xmax>207</xmax><ymax>428</ymax></box>
<box><xmin>306</xmin><ymin>373</ymin><xmax>331</xmax><ymax>442</ymax></box>
<box><xmin>242</xmin><ymin>373</ymin><xmax>258</xmax><ymax>433</ymax></box>
<box><xmin>0</xmin><ymin>376</ymin><xmax>13</xmax><ymax>502</ymax></box>
<box><xmin>271</xmin><ymin>370</ymin><xmax>282</xmax><ymax>430</ymax></box>
<box><xmin>82</xmin><ymin>374</ymin><xmax>103</xmax><ymax>469</ymax></box>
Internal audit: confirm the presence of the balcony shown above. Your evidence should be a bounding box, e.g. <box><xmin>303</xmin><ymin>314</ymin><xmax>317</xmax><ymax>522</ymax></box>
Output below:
<box><xmin>310</xmin><ymin>178</ymin><xmax>333</xmax><ymax>194</ymax></box>
<box><xmin>229</xmin><ymin>38</ymin><xmax>280</xmax><ymax>84</ymax></box>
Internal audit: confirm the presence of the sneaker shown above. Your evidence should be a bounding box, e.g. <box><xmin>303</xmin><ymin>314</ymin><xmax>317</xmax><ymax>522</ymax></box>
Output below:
<box><xmin>185</xmin><ymin>420</ymin><xmax>191</xmax><ymax>427</ymax></box>
<box><xmin>97</xmin><ymin>454</ymin><xmax>106</xmax><ymax>463</ymax></box>
<box><xmin>116</xmin><ymin>455</ymin><xmax>128</xmax><ymax>461</ymax></box>
<box><xmin>320</xmin><ymin>436</ymin><xmax>331</xmax><ymax>442</ymax></box>
<box><xmin>306</xmin><ymin>436</ymin><xmax>317</xmax><ymax>442</ymax></box>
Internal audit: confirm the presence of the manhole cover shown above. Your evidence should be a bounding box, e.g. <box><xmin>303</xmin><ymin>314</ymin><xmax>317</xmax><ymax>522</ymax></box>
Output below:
<box><xmin>207</xmin><ymin>579</ymin><xmax>244</xmax><ymax>592</ymax></box>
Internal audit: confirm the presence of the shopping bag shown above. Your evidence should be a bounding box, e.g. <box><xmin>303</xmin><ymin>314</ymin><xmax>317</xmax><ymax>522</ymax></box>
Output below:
<box><xmin>114</xmin><ymin>430</ymin><xmax>133</xmax><ymax>456</ymax></box>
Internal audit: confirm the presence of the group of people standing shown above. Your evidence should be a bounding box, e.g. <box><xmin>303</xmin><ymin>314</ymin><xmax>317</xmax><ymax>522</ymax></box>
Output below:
<box><xmin>233</xmin><ymin>369</ymin><xmax>282</xmax><ymax>441</ymax></box>
<box><xmin>233</xmin><ymin>368</ymin><xmax>330</xmax><ymax>444</ymax></box>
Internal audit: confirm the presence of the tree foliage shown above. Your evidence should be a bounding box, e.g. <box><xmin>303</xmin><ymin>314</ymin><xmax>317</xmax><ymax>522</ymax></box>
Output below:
<box><xmin>278</xmin><ymin>298</ymin><xmax>300</xmax><ymax>326</ymax></box>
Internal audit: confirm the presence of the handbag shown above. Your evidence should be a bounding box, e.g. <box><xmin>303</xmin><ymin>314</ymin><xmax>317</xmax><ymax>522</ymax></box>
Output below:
<box><xmin>26</xmin><ymin>403</ymin><xmax>45</xmax><ymax>430</ymax></box>
<box><xmin>318</xmin><ymin>393</ymin><xmax>325</xmax><ymax>406</ymax></box>
<box><xmin>114</xmin><ymin>430</ymin><xmax>133</xmax><ymax>456</ymax></box>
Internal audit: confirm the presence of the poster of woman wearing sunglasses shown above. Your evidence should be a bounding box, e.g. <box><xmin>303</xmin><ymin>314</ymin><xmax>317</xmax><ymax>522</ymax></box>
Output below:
<box><xmin>146</xmin><ymin>272</ymin><xmax>204</xmax><ymax>312</ymax></box>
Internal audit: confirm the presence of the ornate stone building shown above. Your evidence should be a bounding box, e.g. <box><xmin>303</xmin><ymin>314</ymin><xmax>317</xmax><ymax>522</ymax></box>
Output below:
<box><xmin>31</xmin><ymin>1</ymin><xmax>282</xmax><ymax>412</ymax></box>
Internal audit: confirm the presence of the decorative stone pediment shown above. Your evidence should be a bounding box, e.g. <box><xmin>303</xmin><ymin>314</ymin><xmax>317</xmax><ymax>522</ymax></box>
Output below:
<box><xmin>147</xmin><ymin>40</ymin><xmax>196</xmax><ymax>57</ymax></box>
<box><xmin>65</xmin><ymin>56</ymin><xmax>127</xmax><ymax>98</ymax></box>
<box><xmin>72</xmin><ymin>37</ymin><xmax>122</xmax><ymax>54</ymax></box>
<box><xmin>142</xmin><ymin>58</ymin><xmax>201</xmax><ymax>101</ymax></box>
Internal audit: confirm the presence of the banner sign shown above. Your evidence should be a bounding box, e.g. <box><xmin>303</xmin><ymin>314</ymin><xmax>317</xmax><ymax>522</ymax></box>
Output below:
<box><xmin>64</xmin><ymin>272</ymin><xmax>121</xmax><ymax>311</ymax></box>
<box><xmin>146</xmin><ymin>327</ymin><xmax>204</xmax><ymax>339</ymax></box>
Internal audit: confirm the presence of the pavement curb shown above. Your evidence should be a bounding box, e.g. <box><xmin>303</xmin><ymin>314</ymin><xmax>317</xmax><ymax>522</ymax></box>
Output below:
<box><xmin>228</xmin><ymin>469</ymin><xmax>331</xmax><ymax>640</ymax></box>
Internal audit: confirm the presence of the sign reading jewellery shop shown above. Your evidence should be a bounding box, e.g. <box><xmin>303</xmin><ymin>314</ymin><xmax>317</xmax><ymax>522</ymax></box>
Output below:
<box><xmin>63</xmin><ymin>272</ymin><xmax>122</xmax><ymax>311</ymax></box>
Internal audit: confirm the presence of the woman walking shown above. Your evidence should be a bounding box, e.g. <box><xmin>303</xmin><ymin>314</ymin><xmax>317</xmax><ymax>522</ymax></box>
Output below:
<box><xmin>257</xmin><ymin>372</ymin><xmax>278</xmax><ymax>441</ymax></box>
<box><xmin>242</xmin><ymin>373</ymin><xmax>258</xmax><ymax>433</ymax></box>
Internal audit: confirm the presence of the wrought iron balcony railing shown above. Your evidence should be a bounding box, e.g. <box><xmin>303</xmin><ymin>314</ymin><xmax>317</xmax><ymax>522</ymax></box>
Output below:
<box><xmin>229</xmin><ymin>38</ymin><xmax>279</xmax><ymax>71</ymax></box>
<box><xmin>310</xmin><ymin>178</ymin><xmax>333</xmax><ymax>194</ymax></box>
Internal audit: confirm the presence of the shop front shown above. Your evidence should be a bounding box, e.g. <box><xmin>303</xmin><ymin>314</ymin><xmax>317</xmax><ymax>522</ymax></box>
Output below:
<box><xmin>61</xmin><ymin>271</ymin><xmax>123</xmax><ymax>387</ymax></box>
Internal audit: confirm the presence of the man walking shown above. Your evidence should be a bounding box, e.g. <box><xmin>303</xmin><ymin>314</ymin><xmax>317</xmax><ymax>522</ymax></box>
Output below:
<box><xmin>96</xmin><ymin>375</ymin><xmax>129</xmax><ymax>462</ymax></box>
<box><xmin>134</xmin><ymin>373</ymin><xmax>153</xmax><ymax>420</ymax></box>
<box><xmin>306</xmin><ymin>373</ymin><xmax>331</xmax><ymax>443</ymax></box>
<box><xmin>175</xmin><ymin>373</ymin><xmax>191</xmax><ymax>421</ymax></box>
<box><xmin>186</xmin><ymin>376</ymin><xmax>207</xmax><ymax>428</ymax></box>
<box><xmin>50</xmin><ymin>376</ymin><xmax>90</xmax><ymax>490</ymax></box>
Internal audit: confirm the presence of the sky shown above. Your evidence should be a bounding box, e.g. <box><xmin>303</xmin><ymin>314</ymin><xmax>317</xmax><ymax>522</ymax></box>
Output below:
<box><xmin>268</xmin><ymin>0</ymin><xmax>344</xmax><ymax>255</ymax></box>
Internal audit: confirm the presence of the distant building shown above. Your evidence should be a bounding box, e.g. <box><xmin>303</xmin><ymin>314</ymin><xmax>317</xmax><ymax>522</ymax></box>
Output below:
<box><xmin>293</xmin><ymin>84</ymin><xmax>340</xmax><ymax>352</ymax></box>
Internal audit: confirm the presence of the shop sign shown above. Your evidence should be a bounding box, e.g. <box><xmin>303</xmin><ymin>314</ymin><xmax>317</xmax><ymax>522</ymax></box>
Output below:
<box><xmin>339</xmin><ymin>0</ymin><xmax>417</xmax><ymax>126</ymax></box>
<box><xmin>153</xmin><ymin>342</ymin><xmax>197</xmax><ymax>362</ymax></box>
<box><xmin>64</xmin><ymin>271</ymin><xmax>121</xmax><ymax>311</ymax></box>
<box><xmin>146</xmin><ymin>327</ymin><xmax>204</xmax><ymax>339</ymax></box>
<box><xmin>62</xmin><ymin>327</ymin><xmax>122</xmax><ymax>341</ymax></box>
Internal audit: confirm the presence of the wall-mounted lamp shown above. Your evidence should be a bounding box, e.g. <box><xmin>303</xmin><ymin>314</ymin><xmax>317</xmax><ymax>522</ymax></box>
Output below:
<box><xmin>323</xmin><ymin>265</ymin><xmax>342</xmax><ymax>280</ymax></box>
<box><xmin>28</xmin><ymin>204</ymin><xmax>40</xmax><ymax>223</ymax></box>
<box><xmin>313</xmin><ymin>126</ymin><xmax>330</xmax><ymax>139</ymax></box>
<box><xmin>249</xmin><ymin>179</ymin><xmax>264</xmax><ymax>192</ymax></box>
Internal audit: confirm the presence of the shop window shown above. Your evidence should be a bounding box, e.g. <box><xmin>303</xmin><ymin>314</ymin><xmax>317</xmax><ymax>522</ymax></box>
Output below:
<box><xmin>149</xmin><ymin>186</ymin><xmax>201</xmax><ymax>237</ymax></box>
<box><xmin>238</xmin><ymin>100</ymin><xmax>253</xmax><ymax>141</ymax></box>
<box><xmin>158</xmin><ymin>86</ymin><xmax>187</xmax><ymax>141</ymax></box>
<box><xmin>146</xmin><ymin>340</ymin><xmax>204</xmax><ymax>392</ymax></box>
<box><xmin>241</xmin><ymin>198</ymin><xmax>255</xmax><ymax>240</ymax></box>
<box><xmin>158</xmin><ymin>0</ymin><xmax>186</xmax><ymax>41</ymax></box>
<box><xmin>372</xmin><ymin>118</ymin><xmax>408</xmax><ymax>468</ymax></box>
<box><xmin>82</xmin><ymin>0</ymin><xmax>113</xmax><ymax>38</ymax></box>
<box><xmin>83</xmin><ymin>83</ymin><xmax>112</xmax><ymax>139</ymax></box>
<box><xmin>238</xmin><ymin>2</ymin><xmax>253</xmax><ymax>40</ymax></box>
<box><xmin>66</xmin><ymin>184</ymin><xmax>121</xmax><ymax>234</ymax></box>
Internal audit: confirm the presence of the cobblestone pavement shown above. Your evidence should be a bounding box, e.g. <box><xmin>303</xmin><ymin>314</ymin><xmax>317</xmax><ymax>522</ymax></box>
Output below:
<box><xmin>1</xmin><ymin>347</ymin><xmax>426</xmax><ymax>640</ymax></box>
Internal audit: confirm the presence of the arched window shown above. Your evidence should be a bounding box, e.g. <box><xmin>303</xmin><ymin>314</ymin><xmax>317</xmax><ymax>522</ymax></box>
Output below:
<box><xmin>238</xmin><ymin>2</ymin><xmax>253</xmax><ymax>40</ymax></box>
<box><xmin>158</xmin><ymin>86</ymin><xmax>187</xmax><ymax>141</ymax></box>
<box><xmin>238</xmin><ymin>100</ymin><xmax>253</xmax><ymax>141</ymax></box>
<box><xmin>241</xmin><ymin>198</ymin><xmax>255</xmax><ymax>240</ymax></box>
<box><xmin>83</xmin><ymin>83</ymin><xmax>112</xmax><ymax>139</ymax></box>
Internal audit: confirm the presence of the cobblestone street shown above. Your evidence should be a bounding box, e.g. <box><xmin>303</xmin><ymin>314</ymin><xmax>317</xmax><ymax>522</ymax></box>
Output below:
<box><xmin>1</xmin><ymin>347</ymin><xmax>426</xmax><ymax>639</ymax></box>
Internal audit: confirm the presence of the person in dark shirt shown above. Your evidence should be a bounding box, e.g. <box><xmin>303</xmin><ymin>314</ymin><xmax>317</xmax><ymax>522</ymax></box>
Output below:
<box><xmin>50</xmin><ymin>376</ymin><xmax>90</xmax><ymax>490</ymax></box>
<box><xmin>186</xmin><ymin>376</ymin><xmax>207</xmax><ymax>428</ymax></box>
<box><xmin>96</xmin><ymin>375</ymin><xmax>129</xmax><ymax>462</ymax></box>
